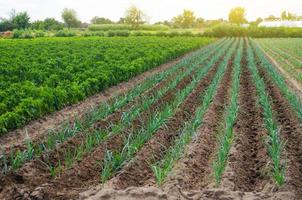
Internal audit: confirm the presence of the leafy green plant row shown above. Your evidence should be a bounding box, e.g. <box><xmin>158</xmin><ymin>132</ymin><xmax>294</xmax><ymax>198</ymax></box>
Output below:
<box><xmin>10</xmin><ymin>39</ymin><xmax>231</xmax><ymax>174</ymax></box>
<box><xmin>0</xmin><ymin>37</ymin><xmax>214</xmax><ymax>134</ymax></box>
<box><xmin>100</xmin><ymin>39</ymin><xmax>237</xmax><ymax>183</ymax></box>
<box><xmin>246</xmin><ymin>39</ymin><xmax>286</xmax><ymax>186</ymax></box>
<box><xmin>151</xmin><ymin>39</ymin><xmax>239</xmax><ymax>185</ymax></box>
<box><xmin>212</xmin><ymin>38</ymin><xmax>243</xmax><ymax>183</ymax></box>
<box><xmin>0</xmin><ymin>39</ymin><xmax>229</xmax><ymax>173</ymax></box>
<box><xmin>258</xmin><ymin>41</ymin><xmax>302</xmax><ymax>84</ymax></box>
<box><xmin>251</xmin><ymin>39</ymin><xmax>302</xmax><ymax>121</ymax></box>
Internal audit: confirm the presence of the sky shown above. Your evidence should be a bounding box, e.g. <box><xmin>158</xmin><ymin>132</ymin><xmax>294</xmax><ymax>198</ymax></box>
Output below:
<box><xmin>0</xmin><ymin>0</ymin><xmax>302</xmax><ymax>23</ymax></box>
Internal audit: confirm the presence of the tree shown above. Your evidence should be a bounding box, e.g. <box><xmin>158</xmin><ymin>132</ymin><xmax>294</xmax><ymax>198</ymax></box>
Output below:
<box><xmin>228</xmin><ymin>7</ymin><xmax>247</xmax><ymax>25</ymax></box>
<box><xmin>91</xmin><ymin>17</ymin><xmax>113</xmax><ymax>24</ymax></box>
<box><xmin>11</xmin><ymin>11</ymin><xmax>30</xmax><ymax>29</ymax></box>
<box><xmin>172</xmin><ymin>9</ymin><xmax>196</xmax><ymax>28</ymax></box>
<box><xmin>195</xmin><ymin>17</ymin><xmax>205</xmax><ymax>28</ymax></box>
<box><xmin>124</xmin><ymin>6</ymin><xmax>145</xmax><ymax>28</ymax></box>
<box><xmin>0</xmin><ymin>10</ymin><xmax>30</xmax><ymax>31</ymax></box>
<box><xmin>281</xmin><ymin>11</ymin><xmax>288</xmax><ymax>20</ymax></box>
<box><xmin>61</xmin><ymin>8</ymin><xmax>81</xmax><ymax>28</ymax></box>
<box><xmin>265</xmin><ymin>15</ymin><xmax>280</xmax><ymax>21</ymax></box>
<box><xmin>250</xmin><ymin>17</ymin><xmax>263</xmax><ymax>26</ymax></box>
<box><xmin>32</xmin><ymin>18</ymin><xmax>64</xmax><ymax>30</ymax></box>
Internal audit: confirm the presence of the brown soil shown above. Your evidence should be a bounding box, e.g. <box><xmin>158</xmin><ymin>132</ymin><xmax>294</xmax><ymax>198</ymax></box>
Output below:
<box><xmin>223</xmin><ymin>47</ymin><xmax>270</xmax><ymax>192</ymax></box>
<box><xmin>0</xmin><ymin>45</ymin><xmax>213</xmax><ymax>150</ymax></box>
<box><xmin>257</xmin><ymin>44</ymin><xmax>302</xmax><ymax>99</ymax></box>
<box><xmin>162</xmin><ymin>51</ymin><xmax>234</xmax><ymax>191</ymax></box>
<box><xmin>107</xmin><ymin>45</ymin><xmax>226</xmax><ymax>189</ymax></box>
<box><xmin>254</xmin><ymin>52</ymin><xmax>302</xmax><ymax>199</ymax></box>
<box><xmin>0</xmin><ymin>52</ymin><xmax>202</xmax><ymax>200</ymax></box>
<box><xmin>78</xmin><ymin>186</ymin><xmax>293</xmax><ymax>200</ymax></box>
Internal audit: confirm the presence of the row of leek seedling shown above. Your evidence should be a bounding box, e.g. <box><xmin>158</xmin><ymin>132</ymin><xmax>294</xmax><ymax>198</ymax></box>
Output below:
<box><xmin>258</xmin><ymin>43</ymin><xmax>301</xmax><ymax>84</ymax></box>
<box><xmin>251</xmin><ymin>39</ymin><xmax>302</xmax><ymax>122</ymax></box>
<box><xmin>212</xmin><ymin>38</ymin><xmax>243</xmax><ymax>183</ymax></box>
<box><xmin>246</xmin><ymin>40</ymin><xmax>286</xmax><ymax>186</ymax></box>
<box><xmin>100</xmin><ymin>39</ymin><xmax>236</xmax><ymax>183</ymax></box>
<box><xmin>0</xmin><ymin>38</ymin><xmax>228</xmax><ymax>173</ymax></box>
<box><xmin>42</xmin><ymin>39</ymin><xmax>234</xmax><ymax>177</ymax></box>
<box><xmin>151</xmin><ymin>39</ymin><xmax>238</xmax><ymax>185</ymax></box>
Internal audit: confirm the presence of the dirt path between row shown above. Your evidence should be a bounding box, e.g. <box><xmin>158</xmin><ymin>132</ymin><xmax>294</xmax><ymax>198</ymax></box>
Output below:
<box><xmin>256</xmin><ymin>44</ymin><xmax>302</xmax><ymax>99</ymax></box>
<box><xmin>219</xmin><ymin>45</ymin><xmax>270</xmax><ymax>192</ymax></box>
<box><xmin>255</xmin><ymin>54</ymin><xmax>302</xmax><ymax>199</ymax></box>
<box><xmin>106</xmin><ymin>44</ymin><xmax>227</xmax><ymax>190</ymax></box>
<box><xmin>0</xmin><ymin>51</ymin><xmax>206</xmax><ymax>199</ymax></box>
<box><xmin>161</xmin><ymin>53</ymin><xmax>234</xmax><ymax>193</ymax></box>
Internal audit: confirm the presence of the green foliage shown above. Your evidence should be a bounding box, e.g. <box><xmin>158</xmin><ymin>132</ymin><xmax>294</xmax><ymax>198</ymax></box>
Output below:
<box><xmin>212</xmin><ymin>38</ymin><xmax>242</xmax><ymax>183</ymax></box>
<box><xmin>54</xmin><ymin>30</ymin><xmax>77</xmax><ymax>37</ymax></box>
<box><xmin>228</xmin><ymin>7</ymin><xmax>247</xmax><ymax>25</ymax></box>
<box><xmin>204</xmin><ymin>25</ymin><xmax>302</xmax><ymax>38</ymax></box>
<box><xmin>88</xmin><ymin>24</ymin><xmax>170</xmax><ymax>31</ymax></box>
<box><xmin>31</xmin><ymin>18</ymin><xmax>64</xmax><ymax>31</ymax></box>
<box><xmin>172</xmin><ymin>10</ymin><xmax>196</xmax><ymax>28</ymax></box>
<box><xmin>246</xmin><ymin>39</ymin><xmax>286</xmax><ymax>186</ymax></box>
<box><xmin>61</xmin><ymin>8</ymin><xmax>81</xmax><ymax>28</ymax></box>
<box><xmin>0</xmin><ymin>37</ymin><xmax>213</xmax><ymax>135</ymax></box>
<box><xmin>152</xmin><ymin>39</ymin><xmax>237</xmax><ymax>185</ymax></box>
<box><xmin>90</xmin><ymin>17</ymin><xmax>113</xmax><ymax>24</ymax></box>
<box><xmin>124</xmin><ymin>6</ymin><xmax>146</xmax><ymax>28</ymax></box>
<box><xmin>0</xmin><ymin>10</ymin><xmax>30</xmax><ymax>31</ymax></box>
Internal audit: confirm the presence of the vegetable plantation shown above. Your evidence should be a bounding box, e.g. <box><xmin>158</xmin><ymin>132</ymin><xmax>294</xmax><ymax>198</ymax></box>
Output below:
<box><xmin>0</xmin><ymin>37</ymin><xmax>302</xmax><ymax>200</ymax></box>
<box><xmin>0</xmin><ymin>36</ymin><xmax>213</xmax><ymax>134</ymax></box>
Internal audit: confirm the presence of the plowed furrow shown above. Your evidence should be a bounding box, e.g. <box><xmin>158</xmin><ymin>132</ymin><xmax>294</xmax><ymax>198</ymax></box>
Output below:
<box><xmin>162</xmin><ymin>54</ymin><xmax>234</xmax><ymax>191</ymax></box>
<box><xmin>255</xmin><ymin>52</ymin><xmax>302</xmax><ymax>198</ymax></box>
<box><xmin>109</xmin><ymin>53</ymin><xmax>223</xmax><ymax>189</ymax></box>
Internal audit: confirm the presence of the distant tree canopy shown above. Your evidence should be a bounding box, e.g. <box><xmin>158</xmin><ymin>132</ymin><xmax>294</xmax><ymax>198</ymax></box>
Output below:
<box><xmin>250</xmin><ymin>17</ymin><xmax>263</xmax><ymax>26</ymax></box>
<box><xmin>264</xmin><ymin>15</ymin><xmax>281</xmax><ymax>21</ymax></box>
<box><xmin>124</xmin><ymin>6</ymin><xmax>146</xmax><ymax>28</ymax></box>
<box><xmin>281</xmin><ymin>11</ymin><xmax>299</xmax><ymax>21</ymax></box>
<box><xmin>228</xmin><ymin>7</ymin><xmax>247</xmax><ymax>25</ymax></box>
<box><xmin>61</xmin><ymin>8</ymin><xmax>81</xmax><ymax>28</ymax></box>
<box><xmin>91</xmin><ymin>17</ymin><xmax>113</xmax><ymax>24</ymax></box>
<box><xmin>172</xmin><ymin>9</ymin><xmax>197</xmax><ymax>28</ymax></box>
<box><xmin>31</xmin><ymin>18</ymin><xmax>64</xmax><ymax>30</ymax></box>
<box><xmin>0</xmin><ymin>10</ymin><xmax>30</xmax><ymax>31</ymax></box>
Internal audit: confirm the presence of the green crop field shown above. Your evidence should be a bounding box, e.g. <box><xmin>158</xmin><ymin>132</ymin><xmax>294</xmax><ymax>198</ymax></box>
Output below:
<box><xmin>0</xmin><ymin>37</ymin><xmax>302</xmax><ymax>200</ymax></box>
<box><xmin>0</xmin><ymin>36</ymin><xmax>213</xmax><ymax>134</ymax></box>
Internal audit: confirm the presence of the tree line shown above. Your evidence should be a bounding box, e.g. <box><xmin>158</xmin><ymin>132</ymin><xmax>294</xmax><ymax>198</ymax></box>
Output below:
<box><xmin>1</xmin><ymin>6</ymin><xmax>302</xmax><ymax>32</ymax></box>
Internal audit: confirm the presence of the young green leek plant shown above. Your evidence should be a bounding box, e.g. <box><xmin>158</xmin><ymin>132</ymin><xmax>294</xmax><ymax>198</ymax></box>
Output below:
<box><xmin>43</xmin><ymin>39</ymin><xmax>235</xmax><ymax>177</ymax></box>
<box><xmin>0</xmin><ymin>39</ymin><xmax>229</xmax><ymax>174</ymax></box>
<box><xmin>100</xmin><ymin>39</ymin><xmax>237</xmax><ymax>184</ymax></box>
<box><xmin>151</xmin><ymin>39</ymin><xmax>239</xmax><ymax>185</ymax></box>
<box><xmin>247</xmin><ymin>39</ymin><xmax>286</xmax><ymax>186</ymax></box>
<box><xmin>251</xmin><ymin>39</ymin><xmax>302</xmax><ymax>121</ymax></box>
<box><xmin>212</xmin><ymin>38</ymin><xmax>243</xmax><ymax>183</ymax></box>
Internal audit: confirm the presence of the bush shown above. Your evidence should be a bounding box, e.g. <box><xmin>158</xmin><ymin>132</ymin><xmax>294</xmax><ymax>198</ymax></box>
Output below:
<box><xmin>88</xmin><ymin>24</ymin><xmax>170</xmax><ymax>31</ymax></box>
<box><xmin>204</xmin><ymin>24</ymin><xmax>302</xmax><ymax>38</ymax></box>
<box><xmin>54</xmin><ymin>30</ymin><xmax>77</xmax><ymax>37</ymax></box>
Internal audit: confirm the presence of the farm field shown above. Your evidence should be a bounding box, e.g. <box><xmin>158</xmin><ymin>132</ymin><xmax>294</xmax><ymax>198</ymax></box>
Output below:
<box><xmin>256</xmin><ymin>38</ymin><xmax>302</xmax><ymax>90</ymax></box>
<box><xmin>0</xmin><ymin>36</ymin><xmax>213</xmax><ymax>135</ymax></box>
<box><xmin>0</xmin><ymin>37</ymin><xmax>302</xmax><ymax>200</ymax></box>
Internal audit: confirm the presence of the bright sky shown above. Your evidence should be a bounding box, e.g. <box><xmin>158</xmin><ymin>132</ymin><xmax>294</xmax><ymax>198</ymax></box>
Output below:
<box><xmin>0</xmin><ymin>0</ymin><xmax>302</xmax><ymax>23</ymax></box>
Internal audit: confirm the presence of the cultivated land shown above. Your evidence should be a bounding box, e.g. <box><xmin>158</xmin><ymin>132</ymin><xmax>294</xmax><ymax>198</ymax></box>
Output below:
<box><xmin>0</xmin><ymin>37</ymin><xmax>302</xmax><ymax>200</ymax></box>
